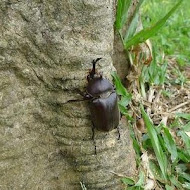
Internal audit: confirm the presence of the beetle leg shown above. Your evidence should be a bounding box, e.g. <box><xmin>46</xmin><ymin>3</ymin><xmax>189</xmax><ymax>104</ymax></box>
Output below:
<box><xmin>117</xmin><ymin>125</ymin><xmax>121</xmax><ymax>140</ymax></box>
<box><xmin>91</xmin><ymin>122</ymin><xmax>97</xmax><ymax>155</ymax></box>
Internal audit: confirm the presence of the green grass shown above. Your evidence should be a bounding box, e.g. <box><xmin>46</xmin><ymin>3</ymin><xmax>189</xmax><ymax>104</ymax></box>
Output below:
<box><xmin>114</xmin><ymin>1</ymin><xmax>190</xmax><ymax>189</ymax></box>
<box><xmin>141</xmin><ymin>0</ymin><xmax>190</xmax><ymax>66</ymax></box>
<box><xmin>113</xmin><ymin>72</ymin><xmax>190</xmax><ymax>190</ymax></box>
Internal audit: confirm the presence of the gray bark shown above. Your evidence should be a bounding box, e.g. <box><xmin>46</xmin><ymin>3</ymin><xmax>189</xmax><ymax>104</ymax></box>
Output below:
<box><xmin>0</xmin><ymin>0</ymin><xmax>136</xmax><ymax>189</ymax></box>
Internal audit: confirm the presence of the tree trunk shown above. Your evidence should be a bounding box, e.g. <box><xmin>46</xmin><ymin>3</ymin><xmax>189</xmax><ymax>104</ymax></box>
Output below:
<box><xmin>0</xmin><ymin>0</ymin><xmax>136</xmax><ymax>189</ymax></box>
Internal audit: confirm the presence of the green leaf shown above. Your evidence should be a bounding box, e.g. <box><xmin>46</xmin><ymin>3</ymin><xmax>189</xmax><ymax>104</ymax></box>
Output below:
<box><xmin>177</xmin><ymin>148</ymin><xmax>190</xmax><ymax>163</ymax></box>
<box><xmin>112</xmin><ymin>72</ymin><xmax>132</xmax><ymax>98</ymax></box>
<box><xmin>169</xmin><ymin>175</ymin><xmax>183</xmax><ymax>189</ymax></box>
<box><xmin>124</xmin><ymin>0</ymin><xmax>183</xmax><ymax>49</ymax></box>
<box><xmin>176</xmin><ymin>113</ymin><xmax>190</xmax><ymax>120</ymax></box>
<box><xmin>179</xmin><ymin>172</ymin><xmax>190</xmax><ymax>182</ymax></box>
<box><xmin>183</xmin><ymin>182</ymin><xmax>190</xmax><ymax>189</ymax></box>
<box><xmin>129</xmin><ymin>124</ymin><xmax>141</xmax><ymax>159</ymax></box>
<box><xmin>141</xmin><ymin>105</ymin><xmax>168</xmax><ymax>180</ymax></box>
<box><xmin>124</xmin><ymin>12</ymin><xmax>139</xmax><ymax>42</ymax></box>
<box><xmin>119</xmin><ymin>96</ymin><xmax>131</xmax><ymax>107</ymax></box>
<box><xmin>124</xmin><ymin>0</ymin><xmax>144</xmax><ymax>41</ymax></box>
<box><xmin>176</xmin><ymin>164</ymin><xmax>188</xmax><ymax>173</ymax></box>
<box><xmin>149</xmin><ymin>160</ymin><xmax>166</xmax><ymax>183</ymax></box>
<box><xmin>80</xmin><ymin>182</ymin><xmax>87</xmax><ymax>190</ymax></box>
<box><xmin>112</xmin><ymin>72</ymin><xmax>132</xmax><ymax>116</ymax></box>
<box><xmin>178</xmin><ymin>131</ymin><xmax>190</xmax><ymax>156</ymax></box>
<box><xmin>165</xmin><ymin>185</ymin><xmax>175</xmax><ymax>190</ymax></box>
<box><xmin>115</xmin><ymin>0</ymin><xmax>132</xmax><ymax>30</ymax></box>
<box><xmin>183</xmin><ymin>122</ymin><xmax>190</xmax><ymax>132</ymax></box>
<box><xmin>142</xmin><ymin>134</ymin><xmax>152</xmax><ymax>150</ymax></box>
<box><xmin>121</xmin><ymin>177</ymin><xmax>135</xmax><ymax>185</ymax></box>
<box><xmin>162</xmin><ymin>127</ymin><xmax>178</xmax><ymax>162</ymax></box>
<box><xmin>135</xmin><ymin>171</ymin><xmax>145</xmax><ymax>187</ymax></box>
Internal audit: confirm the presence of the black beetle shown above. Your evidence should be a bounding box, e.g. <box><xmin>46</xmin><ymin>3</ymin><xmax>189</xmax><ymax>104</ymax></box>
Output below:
<box><xmin>86</xmin><ymin>58</ymin><xmax>120</xmax><ymax>133</ymax></box>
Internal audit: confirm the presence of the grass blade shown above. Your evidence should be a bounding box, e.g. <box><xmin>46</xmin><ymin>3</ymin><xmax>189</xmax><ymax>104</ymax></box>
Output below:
<box><xmin>165</xmin><ymin>185</ymin><xmax>175</xmax><ymax>190</ymax></box>
<box><xmin>179</xmin><ymin>172</ymin><xmax>190</xmax><ymax>182</ymax></box>
<box><xmin>176</xmin><ymin>113</ymin><xmax>190</xmax><ymax>120</ymax></box>
<box><xmin>121</xmin><ymin>177</ymin><xmax>135</xmax><ymax>185</ymax></box>
<box><xmin>140</xmin><ymin>105</ymin><xmax>168</xmax><ymax>180</ymax></box>
<box><xmin>169</xmin><ymin>175</ymin><xmax>183</xmax><ymax>189</ymax></box>
<box><xmin>183</xmin><ymin>122</ymin><xmax>190</xmax><ymax>132</ymax></box>
<box><xmin>177</xmin><ymin>148</ymin><xmax>190</xmax><ymax>163</ymax></box>
<box><xmin>149</xmin><ymin>160</ymin><xmax>165</xmax><ymax>183</ymax></box>
<box><xmin>135</xmin><ymin>171</ymin><xmax>145</xmax><ymax>187</ymax></box>
<box><xmin>112</xmin><ymin>72</ymin><xmax>132</xmax><ymax>98</ymax></box>
<box><xmin>124</xmin><ymin>0</ymin><xmax>144</xmax><ymax>41</ymax></box>
<box><xmin>124</xmin><ymin>12</ymin><xmax>139</xmax><ymax>42</ymax></box>
<box><xmin>162</xmin><ymin>127</ymin><xmax>178</xmax><ymax>162</ymax></box>
<box><xmin>183</xmin><ymin>182</ymin><xmax>190</xmax><ymax>189</ymax></box>
<box><xmin>178</xmin><ymin>131</ymin><xmax>190</xmax><ymax>156</ymax></box>
<box><xmin>124</xmin><ymin>0</ymin><xmax>183</xmax><ymax>49</ymax></box>
<box><xmin>115</xmin><ymin>0</ymin><xmax>132</xmax><ymax>30</ymax></box>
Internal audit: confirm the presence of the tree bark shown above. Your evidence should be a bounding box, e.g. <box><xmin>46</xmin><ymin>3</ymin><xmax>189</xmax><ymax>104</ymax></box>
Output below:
<box><xmin>0</xmin><ymin>0</ymin><xmax>136</xmax><ymax>189</ymax></box>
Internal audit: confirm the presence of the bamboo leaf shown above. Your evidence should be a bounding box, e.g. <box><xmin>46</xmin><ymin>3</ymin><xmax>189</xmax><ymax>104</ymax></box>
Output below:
<box><xmin>124</xmin><ymin>0</ymin><xmax>183</xmax><ymax>49</ymax></box>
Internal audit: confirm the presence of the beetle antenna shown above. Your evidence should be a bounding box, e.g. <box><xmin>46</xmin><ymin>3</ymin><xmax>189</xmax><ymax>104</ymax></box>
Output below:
<box><xmin>91</xmin><ymin>58</ymin><xmax>102</xmax><ymax>79</ymax></box>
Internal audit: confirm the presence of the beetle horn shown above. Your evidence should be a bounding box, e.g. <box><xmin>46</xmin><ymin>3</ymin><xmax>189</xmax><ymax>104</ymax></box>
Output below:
<box><xmin>91</xmin><ymin>58</ymin><xmax>102</xmax><ymax>79</ymax></box>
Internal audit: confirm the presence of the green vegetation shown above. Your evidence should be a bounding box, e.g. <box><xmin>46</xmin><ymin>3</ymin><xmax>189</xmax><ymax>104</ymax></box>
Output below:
<box><xmin>142</xmin><ymin>0</ymin><xmax>190</xmax><ymax>66</ymax></box>
<box><xmin>113</xmin><ymin>73</ymin><xmax>190</xmax><ymax>190</ymax></box>
<box><xmin>115</xmin><ymin>0</ymin><xmax>183</xmax><ymax>51</ymax></box>
<box><xmin>113</xmin><ymin>0</ymin><xmax>190</xmax><ymax>189</ymax></box>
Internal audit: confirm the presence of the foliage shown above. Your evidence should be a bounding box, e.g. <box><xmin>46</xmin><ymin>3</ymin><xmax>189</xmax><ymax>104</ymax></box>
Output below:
<box><xmin>119</xmin><ymin>104</ymin><xmax>190</xmax><ymax>189</ymax></box>
<box><xmin>112</xmin><ymin>72</ymin><xmax>133</xmax><ymax>120</ymax></box>
<box><xmin>142</xmin><ymin>0</ymin><xmax>189</xmax><ymax>66</ymax></box>
<box><xmin>115</xmin><ymin>0</ymin><xmax>183</xmax><ymax>50</ymax></box>
<box><xmin>112</xmin><ymin>73</ymin><xmax>190</xmax><ymax>189</ymax></box>
<box><xmin>114</xmin><ymin>0</ymin><xmax>189</xmax><ymax>189</ymax></box>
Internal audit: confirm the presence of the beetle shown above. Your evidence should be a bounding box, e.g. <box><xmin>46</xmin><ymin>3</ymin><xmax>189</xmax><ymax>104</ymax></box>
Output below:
<box><xmin>86</xmin><ymin>58</ymin><xmax>120</xmax><ymax>137</ymax></box>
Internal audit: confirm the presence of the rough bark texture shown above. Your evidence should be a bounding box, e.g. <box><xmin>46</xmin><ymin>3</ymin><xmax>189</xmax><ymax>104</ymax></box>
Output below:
<box><xmin>0</xmin><ymin>0</ymin><xmax>136</xmax><ymax>189</ymax></box>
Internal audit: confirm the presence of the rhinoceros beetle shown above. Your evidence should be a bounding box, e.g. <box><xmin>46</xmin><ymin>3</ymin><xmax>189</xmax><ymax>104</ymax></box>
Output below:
<box><xmin>86</xmin><ymin>58</ymin><xmax>120</xmax><ymax>132</ymax></box>
<box><xmin>85</xmin><ymin>59</ymin><xmax>120</xmax><ymax>154</ymax></box>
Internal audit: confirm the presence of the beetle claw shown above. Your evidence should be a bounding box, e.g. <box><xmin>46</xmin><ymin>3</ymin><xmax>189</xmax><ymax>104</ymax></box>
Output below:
<box><xmin>117</xmin><ymin>126</ymin><xmax>121</xmax><ymax>140</ymax></box>
<box><xmin>91</xmin><ymin>122</ymin><xmax>97</xmax><ymax>155</ymax></box>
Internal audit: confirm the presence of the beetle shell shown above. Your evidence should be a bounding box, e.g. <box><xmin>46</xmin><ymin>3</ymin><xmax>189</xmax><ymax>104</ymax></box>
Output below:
<box><xmin>86</xmin><ymin>77</ymin><xmax>120</xmax><ymax>132</ymax></box>
<box><xmin>90</xmin><ymin>92</ymin><xmax>120</xmax><ymax>131</ymax></box>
